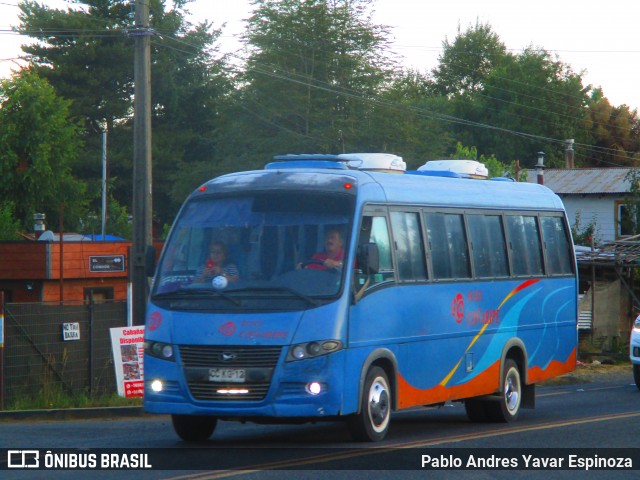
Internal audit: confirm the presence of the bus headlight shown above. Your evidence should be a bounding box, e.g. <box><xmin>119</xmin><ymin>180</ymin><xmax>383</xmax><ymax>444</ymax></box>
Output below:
<box><xmin>144</xmin><ymin>341</ymin><xmax>175</xmax><ymax>361</ymax></box>
<box><xmin>287</xmin><ymin>340</ymin><xmax>342</xmax><ymax>361</ymax></box>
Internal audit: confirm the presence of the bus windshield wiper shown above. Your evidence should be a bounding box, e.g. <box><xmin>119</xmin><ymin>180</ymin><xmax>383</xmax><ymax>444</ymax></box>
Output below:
<box><xmin>229</xmin><ymin>287</ymin><xmax>318</xmax><ymax>306</ymax></box>
<box><xmin>152</xmin><ymin>287</ymin><xmax>241</xmax><ymax>306</ymax></box>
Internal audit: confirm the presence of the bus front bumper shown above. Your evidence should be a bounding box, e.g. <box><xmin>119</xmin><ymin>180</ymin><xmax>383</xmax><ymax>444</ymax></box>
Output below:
<box><xmin>143</xmin><ymin>352</ymin><xmax>346</xmax><ymax>418</ymax></box>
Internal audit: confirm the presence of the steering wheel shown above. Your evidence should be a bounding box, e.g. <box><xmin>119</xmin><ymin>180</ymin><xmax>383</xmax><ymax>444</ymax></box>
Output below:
<box><xmin>300</xmin><ymin>259</ymin><xmax>326</xmax><ymax>269</ymax></box>
<box><xmin>300</xmin><ymin>258</ymin><xmax>343</xmax><ymax>274</ymax></box>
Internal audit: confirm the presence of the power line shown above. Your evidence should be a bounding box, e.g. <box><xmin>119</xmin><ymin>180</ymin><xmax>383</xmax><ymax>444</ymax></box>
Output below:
<box><xmin>4</xmin><ymin>12</ymin><xmax>639</xmax><ymax>166</ymax></box>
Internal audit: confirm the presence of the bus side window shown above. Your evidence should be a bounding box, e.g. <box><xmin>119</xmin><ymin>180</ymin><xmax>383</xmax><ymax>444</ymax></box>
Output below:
<box><xmin>506</xmin><ymin>215</ymin><xmax>544</xmax><ymax>276</ymax></box>
<box><xmin>425</xmin><ymin>212</ymin><xmax>471</xmax><ymax>279</ymax></box>
<box><xmin>467</xmin><ymin>214</ymin><xmax>509</xmax><ymax>278</ymax></box>
<box><xmin>390</xmin><ymin>211</ymin><xmax>427</xmax><ymax>281</ymax></box>
<box><xmin>540</xmin><ymin>216</ymin><xmax>574</xmax><ymax>275</ymax></box>
<box><xmin>358</xmin><ymin>215</ymin><xmax>394</xmax><ymax>287</ymax></box>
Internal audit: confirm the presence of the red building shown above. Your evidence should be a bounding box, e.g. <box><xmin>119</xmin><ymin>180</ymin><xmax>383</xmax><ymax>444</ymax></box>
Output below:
<box><xmin>0</xmin><ymin>238</ymin><xmax>134</xmax><ymax>303</ymax></box>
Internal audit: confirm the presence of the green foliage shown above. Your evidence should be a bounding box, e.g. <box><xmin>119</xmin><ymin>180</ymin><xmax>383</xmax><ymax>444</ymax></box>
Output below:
<box><xmin>585</xmin><ymin>90</ymin><xmax>640</xmax><ymax>166</ymax></box>
<box><xmin>79</xmin><ymin>196</ymin><xmax>132</xmax><ymax>240</ymax></box>
<box><xmin>571</xmin><ymin>210</ymin><xmax>599</xmax><ymax>246</ymax></box>
<box><xmin>621</xmin><ymin>168</ymin><xmax>640</xmax><ymax>236</ymax></box>
<box><xmin>448</xmin><ymin>142</ymin><xmax>526</xmax><ymax>180</ymax></box>
<box><xmin>432</xmin><ymin>21</ymin><xmax>508</xmax><ymax>96</ymax></box>
<box><xmin>6</xmin><ymin>385</ymin><xmax>142</xmax><ymax>410</ymax></box>
<box><xmin>9</xmin><ymin>0</ymin><xmax>640</xmax><ymax>237</ymax></box>
<box><xmin>433</xmin><ymin>23</ymin><xmax>591</xmax><ymax>167</ymax></box>
<box><xmin>18</xmin><ymin>0</ymin><xmax>231</xmax><ymax>226</ymax></box>
<box><xmin>364</xmin><ymin>71</ymin><xmax>454</xmax><ymax>164</ymax></box>
<box><xmin>0</xmin><ymin>202</ymin><xmax>21</xmax><ymax>240</ymax></box>
<box><xmin>0</xmin><ymin>71</ymin><xmax>88</xmax><ymax>231</ymax></box>
<box><xmin>238</xmin><ymin>0</ymin><xmax>395</xmax><ymax>159</ymax></box>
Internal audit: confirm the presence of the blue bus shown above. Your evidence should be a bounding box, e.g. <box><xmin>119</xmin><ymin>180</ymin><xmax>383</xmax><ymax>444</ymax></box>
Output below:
<box><xmin>143</xmin><ymin>153</ymin><xmax>577</xmax><ymax>442</ymax></box>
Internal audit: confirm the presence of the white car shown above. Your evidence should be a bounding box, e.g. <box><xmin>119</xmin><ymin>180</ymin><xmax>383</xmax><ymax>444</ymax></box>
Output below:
<box><xmin>631</xmin><ymin>315</ymin><xmax>640</xmax><ymax>390</ymax></box>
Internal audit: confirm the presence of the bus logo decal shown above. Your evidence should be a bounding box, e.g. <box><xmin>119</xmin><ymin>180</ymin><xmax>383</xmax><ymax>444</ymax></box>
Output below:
<box><xmin>218</xmin><ymin>321</ymin><xmax>236</xmax><ymax>337</ymax></box>
<box><xmin>147</xmin><ymin>311</ymin><xmax>162</xmax><ymax>331</ymax></box>
<box><xmin>451</xmin><ymin>293</ymin><xmax>465</xmax><ymax>323</ymax></box>
<box><xmin>220</xmin><ymin>352</ymin><xmax>237</xmax><ymax>362</ymax></box>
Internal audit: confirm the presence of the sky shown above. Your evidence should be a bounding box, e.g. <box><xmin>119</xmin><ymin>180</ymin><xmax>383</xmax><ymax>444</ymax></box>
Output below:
<box><xmin>0</xmin><ymin>0</ymin><xmax>639</xmax><ymax>111</ymax></box>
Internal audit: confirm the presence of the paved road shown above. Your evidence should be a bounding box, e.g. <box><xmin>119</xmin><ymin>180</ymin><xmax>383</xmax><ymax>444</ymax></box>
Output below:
<box><xmin>1</xmin><ymin>367</ymin><xmax>638</xmax><ymax>479</ymax></box>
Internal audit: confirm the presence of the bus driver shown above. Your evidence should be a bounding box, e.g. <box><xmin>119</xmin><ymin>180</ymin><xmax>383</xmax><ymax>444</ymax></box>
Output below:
<box><xmin>301</xmin><ymin>228</ymin><xmax>344</xmax><ymax>271</ymax></box>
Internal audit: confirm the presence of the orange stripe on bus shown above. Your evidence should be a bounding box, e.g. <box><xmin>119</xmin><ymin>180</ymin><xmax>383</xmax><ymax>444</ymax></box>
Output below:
<box><xmin>527</xmin><ymin>348</ymin><xmax>577</xmax><ymax>383</ymax></box>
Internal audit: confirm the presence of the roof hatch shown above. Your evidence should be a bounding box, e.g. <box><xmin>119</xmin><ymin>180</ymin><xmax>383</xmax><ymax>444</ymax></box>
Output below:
<box><xmin>418</xmin><ymin>160</ymin><xmax>489</xmax><ymax>179</ymax></box>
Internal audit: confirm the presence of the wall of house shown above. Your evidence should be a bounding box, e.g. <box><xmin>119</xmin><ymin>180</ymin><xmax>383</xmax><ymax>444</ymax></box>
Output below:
<box><xmin>560</xmin><ymin>195</ymin><xmax>625</xmax><ymax>244</ymax></box>
<box><xmin>0</xmin><ymin>241</ymin><xmax>131</xmax><ymax>303</ymax></box>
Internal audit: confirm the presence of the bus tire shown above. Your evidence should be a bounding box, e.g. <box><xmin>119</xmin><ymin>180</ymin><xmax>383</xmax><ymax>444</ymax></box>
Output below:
<box><xmin>634</xmin><ymin>364</ymin><xmax>640</xmax><ymax>391</ymax></box>
<box><xmin>171</xmin><ymin>414</ymin><xmax>217</xmax><ymax>441</ymax></box>
<box><xmin>486</xmin><ymin>359</ymin><xmax>522</xmax><ymax>422</ymax></box>
<box><xmin>347</xmin><ymin>366</ymin><xmax>391</xmax><ymax>442</ymax></box>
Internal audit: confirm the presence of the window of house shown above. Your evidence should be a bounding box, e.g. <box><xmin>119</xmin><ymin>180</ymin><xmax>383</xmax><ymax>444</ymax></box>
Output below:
<box><xmin>84</xmin><ymin>287</ymin><xmax>114</xmax><ymax>304</ymax></box>
<box><xmin>618</xmin><ymin>202</ymin><xmax>637</xmax><ymax>237</ymax></box>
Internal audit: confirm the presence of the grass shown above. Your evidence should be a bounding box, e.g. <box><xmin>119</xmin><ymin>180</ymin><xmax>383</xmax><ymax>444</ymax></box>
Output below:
<box><xmin>5</xmin><ymin>388</ymin><xmax>143</xmax><ymax>411</ymax></box>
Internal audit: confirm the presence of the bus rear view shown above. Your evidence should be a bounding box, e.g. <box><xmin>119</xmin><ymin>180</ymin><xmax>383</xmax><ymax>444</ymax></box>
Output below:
<box><xmin>144</xmin><ymin>154</ymin><xmax>577</xmax><ymax>442</ymax></box>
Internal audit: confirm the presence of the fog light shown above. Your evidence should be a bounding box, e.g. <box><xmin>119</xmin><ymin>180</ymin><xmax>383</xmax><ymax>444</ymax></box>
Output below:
<box><xmin>306</xmin><ymin>382</ymin><xmax>322</xmax><ymax>395</ymax></box>
<box><xmin>151</xmin><ymin>380</ymin><xmax>163</xmax><ymax>393</ymax></box>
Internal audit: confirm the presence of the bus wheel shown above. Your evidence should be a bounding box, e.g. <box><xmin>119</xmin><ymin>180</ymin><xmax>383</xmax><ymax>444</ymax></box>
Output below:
<box><xmin>171</xmin><ymin>414</ymin><xmax>217</xmax><ymax>441</ymax></box>
<box><xmin>486</xmin><ymin>359</ymin><xmax>522</xmax><ymax>422</ymax></box>
<box><xmin>634</xmin><ymin>365</ymin><xmax>640</xmax><ymax>391</ymax></box>
<box><xmin>347</xmin><ymin>366</ymin><xmax>391</xmax><ymax>442</ymax></box>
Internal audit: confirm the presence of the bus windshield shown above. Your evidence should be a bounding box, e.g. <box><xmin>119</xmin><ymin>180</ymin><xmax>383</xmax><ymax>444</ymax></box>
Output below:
<box><xmin>152</xmin><ymin>191</ymin><xmax>354</xmax><ymax>304</ymax></box>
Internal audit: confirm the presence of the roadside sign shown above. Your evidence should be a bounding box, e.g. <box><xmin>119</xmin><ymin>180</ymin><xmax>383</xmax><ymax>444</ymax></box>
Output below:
<box><xmin>89</xmin><ymin>255</ymin><xmax>126</xmax><ymax>273</ymax></box>
<box><xmin>109</xmin><ymin>326</ymin><xmax>145</xmax><ymax>398</ymax></box>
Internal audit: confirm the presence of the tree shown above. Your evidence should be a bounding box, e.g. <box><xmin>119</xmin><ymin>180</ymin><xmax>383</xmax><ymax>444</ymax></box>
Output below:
<box><xmin>0</xmin><ymin>71</ymin><xmax>87</xmax><ymax>231</ymax></box>
<box><xmin>584</xmin><ymin>88</ymin><xmax>640</xmax><ymax>167</ymax></box>
<box><xmin>236</xmin><ymin>0</ymin><xmax>395</xmax><ymax>161</ymax></box>
<box><xmin>17</xmin><ymin>0</ymin><xmax>231</xmax><ymax>225</ymax></box>
<box><xmin>432</xmin><ymin>22</ymin><xmax>590</xmax><ymax>167</ymax></box>
<box><xmin>621</xmin><ymin>168</ymin><xmax>640</xmax><ymax>237</ymax></box>
<box><xmin>363</xmin><ymin>70</ymin><xmax>455</xmax><ymax>166</ymax></box>
<box><xmin>473</xmin><ymin>48</ymin><xmax>590</xmax><ymax>166</ymax></box>
<box><xmin>80</xmin><ymin>195</ymin><xmax>132</xmax><ymax>239</ymax></box>
<box><xmin>431</xmin><ymin>22</ymin><xmax>507</xmax><ymax>97</ymax></box>
<box><xmin>0</xmin><ymin>202</ymin><xmax>22</xmax><ymax>240</ymax></box>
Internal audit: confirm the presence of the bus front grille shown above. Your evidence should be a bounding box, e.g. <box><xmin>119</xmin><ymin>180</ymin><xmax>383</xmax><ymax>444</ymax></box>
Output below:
<box><xmin>178</xmin><ymin>345</ymin><xmax>282</xmax><ymax>402</ymax></box>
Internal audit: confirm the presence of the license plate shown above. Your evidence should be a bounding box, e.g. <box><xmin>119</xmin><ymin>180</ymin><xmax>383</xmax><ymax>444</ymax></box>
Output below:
<box><xmin>209</xmin><ymin>368</ymin><xmax>246</xmax><ymax>383</ymax></box>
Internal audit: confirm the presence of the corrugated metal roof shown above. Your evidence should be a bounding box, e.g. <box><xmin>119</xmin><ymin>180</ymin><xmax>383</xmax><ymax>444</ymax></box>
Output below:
<box><xmin>525</xmin><ymin>168</ymin><xmax>633</xmax><ymax>195</ymax></box>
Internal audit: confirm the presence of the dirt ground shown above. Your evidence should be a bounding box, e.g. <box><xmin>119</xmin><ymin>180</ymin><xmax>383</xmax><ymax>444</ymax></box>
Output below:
<box><xmin>542</xmin><ymin>361</ymin><xmax>634</xmax><ymax>386</ymax></box>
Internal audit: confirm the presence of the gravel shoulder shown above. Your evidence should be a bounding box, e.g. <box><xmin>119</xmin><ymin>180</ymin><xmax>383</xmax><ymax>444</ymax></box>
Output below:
<box><xmin>542</xmin><ymin>361</ymin><xmax>633</xmax><ymax>386</ymax></box>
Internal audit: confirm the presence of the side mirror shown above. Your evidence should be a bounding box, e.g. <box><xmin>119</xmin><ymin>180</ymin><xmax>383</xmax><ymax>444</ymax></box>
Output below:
<box><xmin>357</xmin><ymin>242</ymin><xmax>379</xmax><ymax>275</ymax></box>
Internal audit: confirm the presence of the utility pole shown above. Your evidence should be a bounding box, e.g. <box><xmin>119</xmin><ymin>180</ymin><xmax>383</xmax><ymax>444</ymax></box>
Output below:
<box><xmin>101</xmin><ymin>126</ymin><xmax>107</xmax><ymax>239</ymax></box>
<box><xmin>131</xmin><ymin>0</ymin><xmax>153</xmax><ymax>326</ymax></box>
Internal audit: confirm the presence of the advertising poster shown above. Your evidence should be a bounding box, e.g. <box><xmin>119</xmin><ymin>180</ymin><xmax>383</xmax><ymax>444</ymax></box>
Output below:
<box><xmin>109</xmin><ymin>326</ymin><xmax>145</xmax><ymax>398</ymax></box>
